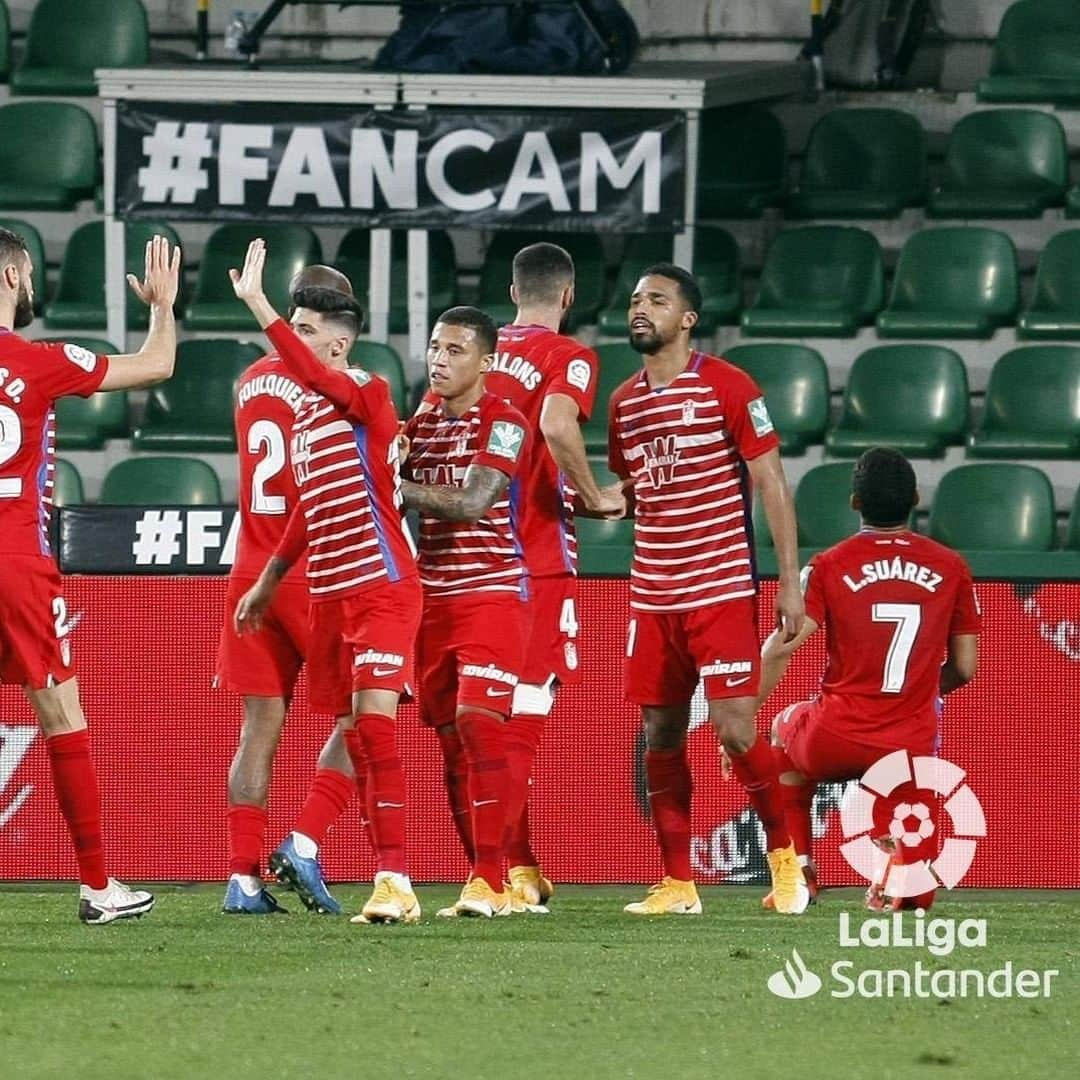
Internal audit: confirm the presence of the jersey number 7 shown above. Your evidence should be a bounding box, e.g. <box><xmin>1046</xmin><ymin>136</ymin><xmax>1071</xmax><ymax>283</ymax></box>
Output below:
<box><xmin>872</xmin><ymin>602</ymin><xmax>921</xmax><ymax>694</ymax></box>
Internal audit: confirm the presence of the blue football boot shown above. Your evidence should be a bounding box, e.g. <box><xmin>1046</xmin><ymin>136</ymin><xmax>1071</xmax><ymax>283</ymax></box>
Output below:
<box><xmin>222</xmin><ymin>877</ymin><xmax>288</xmax><ymax>915</ymax></box>
<box><xmin>269</xmin><ymin>835</ymin><xmax>341</xmax><ymax>914</ymax></box>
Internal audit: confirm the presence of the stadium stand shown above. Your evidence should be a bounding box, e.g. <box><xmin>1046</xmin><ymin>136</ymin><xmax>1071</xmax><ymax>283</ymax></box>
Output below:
<box><xmin>0</xmin><ymin>102</ymin><xmax>98</xmax><ymax>209</ymax></box>
<box><xmin>977</xmin><ymin>0</ymin><xmax>1080</xmax><ymax>105</ymax></box>
<box><xmin>0</xmin><ymin>217</ymin><xmax>47</xmax><ymax>311</ymax></box>
<box><xmin>825</xmin><ymin>344</ymin><xmax>969</xmax><ymax>459</ymax></box>
<box><xmin>696</xmin><ymin>105</ymin><xmax>786</xmax><ymax>218</ymax></box>
<box><xmin>335</xmin><ymin>229</ymin><xmax>456</xmax><ymax>335</ymax></box>
<box><xmin>348</xmin><ymin>339</ymin><xmax>408</xmax><ymax>415</ymax></box>
<box><xmin>877</xmin><ymin>227</ymin><xmax>1020</xmax><ymax>339</ymax></box>
<box><xmin>100</xmin><ymin>457</ymin><xmax>223</xmax><ymax>506</ymax></box>
<box><xmin>927</xmin><ymin>109</ymin><xmax>1068</xmax><ymax>219</ymax></box>
<box><xmin>1068</xmin><ymin>488</ymin><xmax>1080</xmax><ymax>552</ymax></box>
<box><xmin>785</xmin><ymin>107</ymin><xmax>927</xmax><ymax>219</ymax></box>
<box><xmin>584</xmin><ymin>343</ymin><xmax>642</xmax><ymax>453</ymax></box>
<box><xmin>186</xmin><ymin>223</ymin><xmax>321</xmax><ymax>331</ymax></box>
<box><xmin>967</xmin><ymin>346</ymin><xmax>1080</xmax><ymax>459</ymax></box>
<box><xmin>45</xmin><ymin>221</ymin><xmax>183</xmax><ymax>331</ymax></box>
<box><xmin>724</xmin><ymin>343</ymin><xmax>829</xmax><ymax>455</ymax></box>
<box><xmin>52</xmin><ymin>458</ymin><xmax>84</xmax><ymax>506</ymax></box>
<box><xmin>12</xmin><ymin>0</ymin><xmax>149</xmax><ymax>96</ymax></box>
<box><xmin>741</xmin><ymin>226</ymin><xmax>884</xmax><ymax>337</ymax></box>
<box><xmin>1018</xmin><ymin>231</ymin><xmax>1080</xmax><ymax>339</ymax></box>
<box><xmin>575</xmin><ymin>517</ymin><xmax>634</xmax><ymax>575</ymax></box>
<box><xmin>132</xmin><ymin>339</ymin><xmax>263</xmax><ymax>452</ymax></box>
<box><xmin>0</xmin><ymin>2</ymin><xmax>9</xmax><ymax>84</ymax></box>
<box><xmin>56</xmin><ymin>390</ymin><xmax>129</xmax><ymax>452</ymax></box>
<box><xmin>794</xmin><ymin>463</ymin><xmax>863</xmax><ymax>549</ymax></box>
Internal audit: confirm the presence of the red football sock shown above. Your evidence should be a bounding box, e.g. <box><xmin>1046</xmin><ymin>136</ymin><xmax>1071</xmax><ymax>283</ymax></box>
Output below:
<box><xmin>644</xmin><ymin>747</ymin><xmax>693</xmax><ymax>881</ymax></box>
<box><xmin>293</xmin><ymin>768</ymin><xmax>354</xmax><ymax>849</ymax></box>
<box><xmin>227</xmin><ymin>803</ymin><xmax>268</xmax><ymax>877</ymax></box>
<box><xmin>437</xmin><ymin>725</ymin><xmax>474</xmax><ymax>863</ymax></box>
<box><xmin>45</xmin><ymin>729</ymin><xmax>107</xmax><ymax>890</ymax></box>
<box><xmin>457</xmin><ymin>711</ymin><xmax>509</xmax><ymax>891</ymax></box>
<box><xmin>346</xmin><ymin>715</ymin><xmax>407</xmax><ymax>874</ymax></box>
<box><xmin>772</xmin><ymin>745</ymin><xmax>814</xmax><ymax>860</ymax></box>
<box><xmin>729</xmin><ymin>738</ymin><xmax>790</xmax><ymax>852</ymax></box>
<box><xmin>504</xmin><ymin>712</ymin><xmax>544</xmax><ymax>866</ymax></box>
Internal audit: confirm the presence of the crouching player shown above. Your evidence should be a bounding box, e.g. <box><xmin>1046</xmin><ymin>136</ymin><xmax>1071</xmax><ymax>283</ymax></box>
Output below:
<box><xmin>759</xmin><ymin>448</ymin><xmax>980</xmax><ymax>911</ymax></box>
<box><xmin>401</xmin><ymin>307</ymin><xmax>530</xmax><ymax>917</ymax></box>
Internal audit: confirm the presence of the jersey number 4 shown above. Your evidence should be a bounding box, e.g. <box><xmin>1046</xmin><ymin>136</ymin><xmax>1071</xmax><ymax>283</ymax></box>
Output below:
<box><xmin>872</xmin><ymin>602</ymin><xmax>922</xmax><ymax>694</ymax></box>
<box><xmin>248</xmin><ymin>419</ymin><xmax>287</xmax><ymax>515</ymax></box>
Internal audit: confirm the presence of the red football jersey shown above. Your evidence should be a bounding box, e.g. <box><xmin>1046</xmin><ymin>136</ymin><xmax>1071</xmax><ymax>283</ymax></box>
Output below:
<box><xmin>608</xmin><ymin>352</ymin><xmax>778</xmax><ymax>613</ymax></box>
<box><xmin>0</xmin><ymin>332</ymin><xmax>107</xmax><ymax>558</ymax></box>
<box><xmin>804</xmin><ymin>529</ymin><xmax>982</xmax><ymax>749</ymax></box>
<box><xmin>404</xmin><ymin>390</ymin><xmax>529</xmax><ymax>597</ymax></box>
<box><xmin>265</xmin><ymin>320</ymin><xmax>417</xmax><ymax>601</ymax></box>
<box><xmin>231</xmin><ymin>353</ymin><xmax>307</xmax><ymax>582</ymax></box>
<box><xmin>485</xmin><ymin>324</ymin><xmax>598</xmax><ymax>579</ymax></box>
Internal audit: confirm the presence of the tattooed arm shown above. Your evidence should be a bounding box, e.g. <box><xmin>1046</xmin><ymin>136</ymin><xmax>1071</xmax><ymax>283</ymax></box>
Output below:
<box><xmin>401</xmin><ymin>464</ymin><xmax>510</xmax><ymax>523</ymax></box>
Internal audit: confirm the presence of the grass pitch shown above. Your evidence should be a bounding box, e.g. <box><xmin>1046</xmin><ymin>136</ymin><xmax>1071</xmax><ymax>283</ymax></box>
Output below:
<box><xmin>0</xmin><ymin>885</ymin><xmax>1075</xmax><ymax>1079</ymax></box>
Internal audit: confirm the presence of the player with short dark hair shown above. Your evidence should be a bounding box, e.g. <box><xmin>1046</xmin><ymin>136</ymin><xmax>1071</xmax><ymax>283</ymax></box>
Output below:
<box><xmin>401</xmin><ymin>306</ymin><xmax>530</xmax><ymax>918</ymax></box>
<box><xmin>0</xmin><ymin>228</ymin><xmax>180</xmax><ymax>923</ymax></box>
<box><xmin>609</xmin><ymin>265</ymin><xmax>809</xmax><ymax>916</ymax></box>
<box><xmin>217</xmin><ymin>265</ymin><xmax>371</xmax><ymax>916</ymax></box>
<box><xmin>760</xmin><ymin>447</ymin><xmax>980</xmax><ymax>912</ymax></box>
<box><xmin>231</xmin><ymin>239</ymin><xmax>423</xmax><ymax>926</ymax></box>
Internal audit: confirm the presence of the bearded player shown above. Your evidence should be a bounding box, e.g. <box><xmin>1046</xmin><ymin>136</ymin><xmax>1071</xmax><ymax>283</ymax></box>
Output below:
<box><xmin>609</xmin><ymin>263</ymin><xmax>808</xmax><ymax>916</ymax></box>
<box><xmin>401</xmin><ymin>307</ymin><xmax>529</xmax><ymax>918</ymax></box>
<box><xmin>759</xmin><ymin>448</ymin><xmax>980</xmax><ymax>912</ymax></box>
<box><xmin>218</xmin><ymin>265</ymin><xmax>365</xmax><ymax>916</ymax></box>
<box><xmin>231</xmin><ymin>240</ymin><xmax>422</xmax><ymax>925</ymax></box>
<box><xmin>0</xmin><ymin>229</ymin><xmax>180</xmax><ymax>923</ymax></box>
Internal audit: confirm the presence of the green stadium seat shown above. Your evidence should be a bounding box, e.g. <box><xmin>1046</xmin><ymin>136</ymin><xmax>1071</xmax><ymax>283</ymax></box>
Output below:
<box><xmin>586</xmin><ymin>454</ymin><xmax>623</xmax><ymax>490</ymax></box>
<box><xmin>928</xmin><ymin>110</ymin><xmax>1068</xmax><ymax>218</ymax></box>
<box><xmin>1066</xmin><ymin>186</ymin><xmax>1080</xmax><ymax>219</ymax></box>
<box><xmin>1067</xmin><ymin>487</ymin><xmax>1080</xmax><ymax>551</ymax></box>
<box><xmin>55</xmin><ymin>391</ymin><xmax>128</xmax><ymax>451</ymax></box>
<box><xmin>132</xmin><ymin>339</ymin><xmax>263</xmax><ymax>452</ymax></box>
<box><xmin>100</xmin><ymin>457</ymin><xmax>222</xmax><ymax>506</ymax></box>
<box><xmin>825</xmin><ymin>345</ymin><xmax>969</xmax><ymax>458</ymax></box>
<box><xmin>476</xmin><ymin>232</ymin><xmax>606</xmax><ymax>331</ymax></box>
<box><xmin>977</xmin><ymin>1</ymin><xmax>1080</xmax><ymax>105</ymax></box>
<box><xmin>0</xmin><ymin>218</ymin><xmax>47</xmax><ymax>311</ymax></box>
<box><xmin>575</xmin><ymin>517</ymin><xmax>634</xmax><ymax>576</ymax></box>
<box><xmin>597</xmin><ymin>229</ymin><xmax>740</xmax><ymax>337</ymax></box>
<box><xmin>44</xmin><ymin>221</ymin><xmax>183</xmax><ymax>331</ymax></box>
<box><xmin>335</xmin><ymin>229</ymin><xmax>456</xmax><ymax>335</ymax></box>
<box><xmin>0</xmin><ymin>2</ymin><xmax>10</xmax><ymax>83</ymax></box>
<box><xmin>877</xmin><ymin>228</ymin><xmax>1019</xmax><ymax>339</ymax></box>
<box><xmin>12</xmin><ymin>0</ymin><xmax>148</xmax><ymax>96</ymax></box>
<box><xmin>724</xmin><ymin>344</ymin><xmax>828</xmax><ymax>455</ymax></box>
<box><xmin>929</xmin><ymin>464</ymin><xmax>1055</xmax><ymax>551</ymax></box>
<box><xmin>741</xmin><ymin>226</ymin><xmax>883</xmax><ymax>337</ymax></box>
<box><xmin>186</xmin><ymin>224</ymin><xmax>321</xmax><ymax>331</ymax></box>
<box><xmin>348</xmin><ymin>339</ymin><xmax>407</xmax><ymax>415</ymax></box>
<box><xmin>0</xmin><ymin>102</ymin><xmax>97</xmax><ymax>209</ymax></box>
<box><xmin>584</xmin><ymin>343</ymin><xmax>643</xmax><ymax>453</ymax></box>
<box><xmin>786</xmin><ymin>108</ymin><xmax>927</xmax><ymax>219</ymax></box>
<box><xmin>967</xmin><ymin>346</ymin><xmax>1080</xmax><ymax>459</ymax></box>
<box><xmin>795</xmin><ymin>463</ymin><xmax>861</xmax><ymax>549</ymax></box>
<box><xmin>1018</xmin><ymin>231</ymin><xmax>1080</xmax><ymax>338</ymax></box>
<box><xmin>52</xmin><ymin>459</ymin><xmax>84</xmax><ymax>507</ymax></box>
<box><xmin>697</xmin><ymin>107</ymin><xmax>786</xmax><ymax>219</ymax></box>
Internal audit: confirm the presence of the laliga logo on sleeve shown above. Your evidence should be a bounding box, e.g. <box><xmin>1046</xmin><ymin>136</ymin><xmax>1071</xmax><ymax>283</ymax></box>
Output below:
<box><xmin>840</xmin><ymin>751</ymin><xmax>986</xmax><ymax>898</ymax></box>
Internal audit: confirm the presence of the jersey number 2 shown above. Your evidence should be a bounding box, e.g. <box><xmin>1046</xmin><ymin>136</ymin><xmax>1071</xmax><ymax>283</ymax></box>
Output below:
<box><xmin>0</xmin><ymin>404</ymin><xmax>23</xmax><ymax>498</ymax></box>
<box><xmin>872</xmin><ymin>602</ymin><xmax>921</xmax><ymax>693</ymax></box>
<box><xmin>248</xmin><ymin>420</ymin><xmax>287</xmax><ymax>515</ymax></box>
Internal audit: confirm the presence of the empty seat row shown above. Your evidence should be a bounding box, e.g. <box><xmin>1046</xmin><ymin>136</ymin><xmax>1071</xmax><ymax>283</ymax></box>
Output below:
<box><xmin>582</xmin><ymin>342</ymin><xmax>1080</xmax><ymax>460</ymax></box>
<box><xmin>978</xmin><ymin>1</ymin><xmax>1080</xmax><ymax>106</ymax></box>
<box><xmin>576</xmin><ymin>465</ymin><xmax>1080</xmax><ymax>576</ymax></box>
<box><xmin>53</xmin><ymin>456</ymin><xmax>222</xmax><ymax>507</ymax></box>
<box><xmin>53</xmin><ymin>337</ymin><xmax>408</xmax><ymax>453</ymax></box>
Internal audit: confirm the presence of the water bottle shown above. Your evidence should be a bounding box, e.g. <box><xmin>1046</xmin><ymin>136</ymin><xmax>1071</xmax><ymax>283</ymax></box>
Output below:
<box><xmin>224</xmin><ymin>10</ymin><xmax>247</xmax><ymax>56</ymax></box>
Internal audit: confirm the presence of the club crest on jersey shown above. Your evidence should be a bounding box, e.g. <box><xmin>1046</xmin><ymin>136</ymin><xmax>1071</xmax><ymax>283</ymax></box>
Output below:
<box><xmin>642</xmin><ymin>434</ymin><xmax>680</xmax><ymax>488</ymax></box>
<box><xmin>748</xmin><ymin>396</ymin><xmax>774</xmax><ymax>437</ymax></box>
<box><xmin>682</xmin><ymin>399</ymin><xmax>696</xmax><ymax>426</ymax></box>
<box><xmin>487</xmin><ymin>421</ymin><xmax>524</xmax><ymax>461</ymax></box>
<box><xmin>564</xmin><ymin>642</ymin><xmax>579</xmax><ymax>671</ymax></box>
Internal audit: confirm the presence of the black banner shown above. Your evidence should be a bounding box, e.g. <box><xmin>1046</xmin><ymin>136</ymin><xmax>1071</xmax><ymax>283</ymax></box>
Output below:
<box><xmin>59</xmin><ymin>507</ymin><xmax>239</xmax><ymax>575</ymax></box>
<box><xmin>115</xmin><ymin>101</ymin><xmax>685</xmax><ymax>231</ymax></box>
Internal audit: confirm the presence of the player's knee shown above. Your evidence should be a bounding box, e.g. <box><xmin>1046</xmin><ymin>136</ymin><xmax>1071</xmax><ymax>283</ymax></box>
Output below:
<box><xmin>642</xmin><ymin>708</ymin><xmax>687</xmax><ymax>751</ymax></box>
<box><xmin>27</xmin><ymin>677</ymin><xmax>86</xmax><ymax>736</ymax></box>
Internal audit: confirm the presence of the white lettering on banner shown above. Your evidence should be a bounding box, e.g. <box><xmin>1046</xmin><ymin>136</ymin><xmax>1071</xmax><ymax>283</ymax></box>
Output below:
<box><xmin>138</xmin><ymin>121</ymin><xmax>212</xmax><ymax>202</ymax></box>
<box><xmin>350</xmin><ymin>128</ymin><xmax>419</xmax><ymax>209</ymax></box>
<box><xmin>0</xmin><ymin>724</ymin><xmax>38</xmax><ymax>830</ymax></box>
<box><xmin>579</xmin><ymin>130</ymin><xmax>662</xmax><ymax>214</ymax></box>
<box><xmin>128</xmin><ymin>509</ymin><xmax>238</xmax><ymax>568</ymax></box>
<box><xmin>269</xmin><ymin>127</ymin><xmax>344</xmax><ymax>208</ymax></box>
<box><xmin>499</xmin><ymin>131</ymin><xmax>571</xmax><ymax>212</ymax></box>
<box><xmin>426</xmin><ymin>129</ymin><xmax>497</xmax><ymax>212</ymax></box>
<box><xmin>186</xmin><ymin>510</ymin><xmax>223</xmax><ymax>565</ymax></box>
<box><xmin>220</xmin><ymin>510</ymin><xmax>240</xmax><ymax>566</ymax></box>
<box><xmin>218</xmin><ymin>123</ymin><xmax>272</xmax><ymax>204</ymax></box>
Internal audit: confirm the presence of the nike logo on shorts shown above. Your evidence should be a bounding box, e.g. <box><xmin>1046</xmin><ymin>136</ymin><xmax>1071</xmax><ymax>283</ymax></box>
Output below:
<box><xmin>372</xmin><ymin>666</ymin><xmax>401</xmax><ymax>677</ymax></box>
<box><xmin>725</xmin><ymin>676</ymin><xmax>751</xmax><ymax>688</ymax></box>
<box><xmin>485</xmin><ymin>687</ymin><xmax>511</xmax><ymax>697</ymax></box>
<box><xmin>472</xmin><ymin>799</ymin><xmax>498</xmax><ymax>807</ymax></box>
<box><xmin>376</xmin><ymin>801</ymin><xmax>404</xmax><ymax>809</ymax></box>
